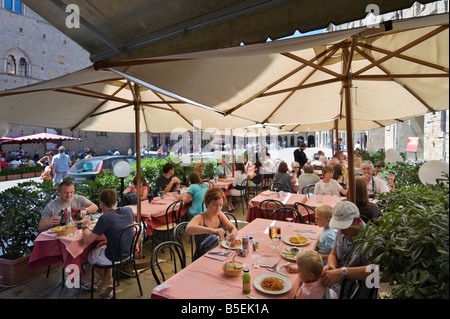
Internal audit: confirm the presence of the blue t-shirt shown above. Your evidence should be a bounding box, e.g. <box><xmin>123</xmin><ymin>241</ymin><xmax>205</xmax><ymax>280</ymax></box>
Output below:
<box><xmin>317</xmin><ymin>227</ymin><xmax>336</xmax><ymax>265</ymax></box>
<box><xmin>92</xmin><ymin>207</ymin><xmax>135</xmax><ymax>261</ymax></box>
<box><xmin>187</xmin><ymin>183</ymin><xmax>208</xmax><ymax>217</ymax></box>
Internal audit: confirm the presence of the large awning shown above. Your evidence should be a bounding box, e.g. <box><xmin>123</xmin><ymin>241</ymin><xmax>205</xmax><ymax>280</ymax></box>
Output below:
<box><xmin>23</xmin><ymin>0</ymin><xmax>439</xmax><ymax>62</ymax></box>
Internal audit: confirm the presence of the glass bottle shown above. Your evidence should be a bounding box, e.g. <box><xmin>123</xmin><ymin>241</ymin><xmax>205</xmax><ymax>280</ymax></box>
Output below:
<box><xmin>65</xmin><ymin>210</ymin><xmax>75</xmax><ymax>236</ymax></box>
<box><xmin>242</xmin><ymin>268</ymin><xmax>251</xmax><ymax>294</ymax></box>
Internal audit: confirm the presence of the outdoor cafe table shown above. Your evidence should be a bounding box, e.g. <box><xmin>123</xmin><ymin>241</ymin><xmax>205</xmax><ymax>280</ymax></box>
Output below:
<box><xmin>247</xmin><ymin>191</ymin><xmax>312</xmax><ymax>223</ymax></box>
<box><xmin>304</xmin><ymin>194</ymin><xmax>345</xmax><ymax>209</ymax></box>
<box><xmin>151</xmin><ymin>218</ymin><xmax>322</xmax><ymax>299</ymax></box>
<box><xmin>28</xmin><ymin>228</ymin><xmax>104</xmax><ymax>271</ymax></box>
<box><xmin>128</xmin><ymin>192</ymin><xmax>190</xmax><ymax>236</ymax></box>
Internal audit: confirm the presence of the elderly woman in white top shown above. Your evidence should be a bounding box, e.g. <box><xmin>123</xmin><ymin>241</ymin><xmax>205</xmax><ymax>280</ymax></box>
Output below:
<box><xmin>360</xmin><ymin>160</ymin><xmax>390</xmax><ymax>198</ymax></box>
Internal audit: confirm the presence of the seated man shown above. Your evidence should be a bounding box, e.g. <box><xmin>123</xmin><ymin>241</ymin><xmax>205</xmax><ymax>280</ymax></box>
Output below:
<box><xmin>298</xmin><ymin>164</ymin><xmax>320</xmax><ymax>193</ymax></box>
<box><xmin>38</xmin><ymin>180</ymin><xmax>98</xmax><ymax>232</ymax></box>
<box><xmin>321</xmin><ymin>201</ymin><xmax>374</xmax><ymax>299</ymax></box>
<box><xmin>360</xmin><ymin>160</ymin><xmax>390</xmax><ymax>198</ymax></box>
<box><xmin>80</xmin><ymin>189</ymin><xmax>135</xmax><ymax>298</ymax></box>
<box><xmin>154</xmin><ymin>163</ymin><xmax>180</xmax><ymax>196</ymax></box>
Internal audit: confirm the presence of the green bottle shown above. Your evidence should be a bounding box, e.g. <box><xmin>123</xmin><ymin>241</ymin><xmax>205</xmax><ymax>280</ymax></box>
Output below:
<box><xmin>242</xmin><ymin>268</ymin><xmax>251</xmax><ymax>294</ymax></box>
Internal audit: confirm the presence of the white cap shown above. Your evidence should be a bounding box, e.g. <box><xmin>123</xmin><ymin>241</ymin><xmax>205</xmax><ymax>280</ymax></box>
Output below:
<box><xmin>329</xmin><ymin>200</ymin><xmax>360</xmax><ymax>229</ymax></box>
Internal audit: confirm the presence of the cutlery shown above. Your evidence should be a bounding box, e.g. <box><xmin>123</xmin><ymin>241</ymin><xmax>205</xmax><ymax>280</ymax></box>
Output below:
<box><xmin>246</xmin><ymin>296</ymin><xmax>259</xmax><ymax>299</ymax></box>
<box><xmin>208</xmin><ymin>251</ymin><xmax>231</xmax><ymax>256</ymax></box>
<box><xmin>266</xmin><ymin>268</ymin><xmax>290</xmax><ymax>278</ymax></box>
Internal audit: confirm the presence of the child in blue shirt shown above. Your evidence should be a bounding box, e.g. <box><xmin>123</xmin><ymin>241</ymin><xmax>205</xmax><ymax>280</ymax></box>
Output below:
<box><xmin>314</xmin><ymin>204</ymin><xmax>335</xmax><ymax>265</ymax></box>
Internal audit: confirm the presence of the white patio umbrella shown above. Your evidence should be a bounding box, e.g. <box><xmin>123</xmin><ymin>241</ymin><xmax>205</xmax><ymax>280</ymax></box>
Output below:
<box><xmin>102</xmin><ymin>13</ymin><xmax>449</xmax><ymax>201</ymax></box>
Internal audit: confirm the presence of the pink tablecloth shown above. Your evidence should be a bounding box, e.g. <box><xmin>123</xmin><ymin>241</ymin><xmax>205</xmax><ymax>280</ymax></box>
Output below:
<box><xmin>304</xmin><ymin>195</ymin><xmax>345</xmax><ymax>208</ymax></box>
<box><xmin>247</xmin><ymin>191</ymin><xmax>310</xmax><ymax>223</ymax></box>
<box><xmin>151</xmin><ymin>218</ymin><xmax>322</xmax><ymax>299</ymax></box>
<box><xmin>28</xmin><ymin>229</ymin><xmax>102</xmax><ymax>270</ymax></box>
<box><xmin>128</xmin><ymin>193</ymin><xmax>190</xmax><ymax>235</ymax></box>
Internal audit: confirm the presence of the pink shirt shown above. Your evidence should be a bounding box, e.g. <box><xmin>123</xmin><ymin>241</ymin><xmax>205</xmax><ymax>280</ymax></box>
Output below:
<box><xmin>296</xmin><ymin>279</ymin><xmax>326</xmax><ymax>299</ymax></box>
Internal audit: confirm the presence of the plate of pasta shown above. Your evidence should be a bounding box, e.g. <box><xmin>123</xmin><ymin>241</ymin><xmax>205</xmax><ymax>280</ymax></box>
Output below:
<box><xmin>254</xmin><ymin>273</ymin><xmax>292</xmax><ymax>295</ymax></box>
<box><xmin>283</xmin><ymin>234</ymin><xmax>310</xmax><ymax>246</ymax></box>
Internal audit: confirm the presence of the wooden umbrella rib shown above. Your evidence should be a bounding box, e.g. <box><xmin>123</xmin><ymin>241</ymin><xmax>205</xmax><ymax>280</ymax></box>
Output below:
<box><xmin>152</xmin><ymin>90</ymin><xmax>193</xmax><ymax>127</ymax></box>
<box><xmin>89</xmin><ymin>103</ymin><xmax>133</xmax><ymax>117</ymax></box>
<box><xmin>353</xmin><ymin>25</ymin><xmax>448</xmax><ymax>76</ymax></box>
<box><xmin>261</xmin><ymin>44</ymin><xmax>343</xmax><ymax>123</ymax></box>
<box><xmin>355</xmin><ymin>73</ymin><xmax>448</xmax><ymax>79</ymax></box>
<box><xmin>224</xmin><ymin>43</ymin><xmax>342</xmax><ymax>116</ymax></box>
<box><xmin>282</xmin><ymin>52</ymin><xmax>342</xmax><ymax>79</ymax></box>
<box><xmin>70</xmin><ymin>82</ymin><xmax>128</xmax><ymax>130</ymax></box>
<box><xmin>260</xmin><ymin>78</ymin><xmax>341</xmax><ymax>97</ymax></box>
<box><xmin>141</xmin><ymin>103</ymin><xmax>178</xmax><ymax>112</ymax></box>
<box><xmin>54</xmin><ymin>88</ymin><xmax>132</xmax><ymax>104</ymax></box>
<box><xmin>354</xmin><ymin>46</ymin><xmax>437</xmax><ymax>113</ymax></box>
<box><xmin>358</xmin><ymin>42</ymin><xmax>449</xmax><ymax>73</ymax></box>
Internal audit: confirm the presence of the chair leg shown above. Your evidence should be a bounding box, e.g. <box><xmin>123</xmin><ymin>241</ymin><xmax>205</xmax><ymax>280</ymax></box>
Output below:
<box><xmin>132</xmin><ymin>261</ymin><xmax>143</xmax><ymax>296</ymax></box>
<box><xmin>91</xmin><ymin>265</ymin><xmax>96</xmax><ymax>299</ymax></box>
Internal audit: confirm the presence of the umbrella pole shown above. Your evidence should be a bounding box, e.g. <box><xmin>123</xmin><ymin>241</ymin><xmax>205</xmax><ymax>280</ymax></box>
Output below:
<box><xmin>343</xmin><ymin>46</ymin><xmax>356</xmax><ymax>203</ymax></box>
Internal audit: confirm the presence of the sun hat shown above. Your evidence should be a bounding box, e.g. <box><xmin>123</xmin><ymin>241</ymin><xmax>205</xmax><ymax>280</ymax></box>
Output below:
<box><xmin>329</xmin><ymin>200</ymin><xmax>360</xmax><ymax>229</ymax></box>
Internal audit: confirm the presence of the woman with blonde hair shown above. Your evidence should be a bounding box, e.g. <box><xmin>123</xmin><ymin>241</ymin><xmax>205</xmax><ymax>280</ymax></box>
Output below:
<box><xmin>193</xmin><ymin>162</ymin><xmax>206</xmax><ymax>180</ymax></box>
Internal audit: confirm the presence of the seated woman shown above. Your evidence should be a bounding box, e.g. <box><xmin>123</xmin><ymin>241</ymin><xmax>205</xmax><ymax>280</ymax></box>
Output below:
<box><xmin>192</xmin><ymin>162</ymin><xmax>205</xmax><ymax>180</ymax></box>
<box><xmin>290</xmin><ymin>161</ymin><xmax>301</xmax><ymax>178</ymax></box>
<box><xmin>182</xmin><ymin>173</ymin><xmax>208</xmax><ymax>220</ymax></box>
<box><xmin>248</xmin><ymin>160</ymin><xmax>263</xmax><ymax>186</ymax></box>
<box><xmin>314</xmin><ymin>166</ymin><xmax>347</xmax><ymax>197</ymax></box>
<box><xmin>333</xmin><ymin>164</ymin><xmax>347</xmax><ymax>189</ymax></box>
<box><xmin>272</xmin><ymin>161</ymin><xmax>297</xmax><ymax>193</ymax></box>
<box><xmin>186</xmin><ymin>187</ymin><xmax>238</xmax><ymax>261</ymax></box>
<box><xmin>120</xmin><ymin>175</ymin><xmax>149</xmax><ymax>205</ymax></box>
<box><xmin>352</xmin><ymin>177</ymin><xmax>381</xmax><ymax>223</ymax></box>
<box><xmin>354</xmin><ymin>156</ymin><xmax>363</xmax><ymax>177</ymax></box>
<box><xmin>227</xmin><ymin>163</ymin><xmax>248</xmax><ymax>211</ymax></box>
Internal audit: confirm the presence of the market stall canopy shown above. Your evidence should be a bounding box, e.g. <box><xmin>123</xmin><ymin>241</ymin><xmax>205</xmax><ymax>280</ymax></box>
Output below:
<box><xmin>106</xmin><ymin>13</ymin><xmax>448</xmax><ymax>128</ymax></box>
<box><xmin>0</xmin><ymin>67</ymin><xmax>255</xmax><ymax>133</ymax></box>
<box><xmin>0</xmin><ymin>132</ymin><xmax>82</xmax><ymax>145</ymax></box>
<box><xmin>23</xmin><ymin>0</ymin><xmax>439</xmax><ymax>62</ymax></box>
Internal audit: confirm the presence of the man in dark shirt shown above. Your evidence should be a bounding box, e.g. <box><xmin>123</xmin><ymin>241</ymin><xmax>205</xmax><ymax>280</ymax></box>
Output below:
<box><xmin>293</xmin><ymin>143</ymin><xmax>308</xmax><ymax>169</ymax></box>
<box><xmin>154</xmin><ymin>163</ymin><xmax>180</xmax><ymax>196</ymax></box>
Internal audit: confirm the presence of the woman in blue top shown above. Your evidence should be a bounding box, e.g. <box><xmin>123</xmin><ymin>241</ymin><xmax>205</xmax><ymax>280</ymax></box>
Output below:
<box><xmin>182</xmin><ymin>173</ymin><xmax>208</xmax><ymax>220</ymax></box>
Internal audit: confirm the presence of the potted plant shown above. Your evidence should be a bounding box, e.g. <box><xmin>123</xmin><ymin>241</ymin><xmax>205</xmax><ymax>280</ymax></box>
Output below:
<box><xmin>355</xmin><ymin>175</ymin><xmax>449</xmax><ymax>299</ymax></box>
<box><xmin>0</xmin><ymin>181</ymin><xmax>58</xmax><ymax>285</ymax></box>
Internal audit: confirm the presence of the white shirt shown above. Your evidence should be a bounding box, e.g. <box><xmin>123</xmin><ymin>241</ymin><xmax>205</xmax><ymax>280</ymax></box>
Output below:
<box><xmin>314</xmin><ymin>179</ymin><xmax>343</xmax><ymax>196</ymax></box>
<box><xmin>367</xmin><ymin>176</ymin><xmax>390</xmax><ymax>196</ymax></box>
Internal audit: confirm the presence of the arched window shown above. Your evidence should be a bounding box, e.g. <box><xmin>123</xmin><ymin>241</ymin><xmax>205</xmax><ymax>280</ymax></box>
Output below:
<box><xmin>18</xmin><ymin>57</ymin><xmax>27</xmax><ymax>76</ymax></box>
<box><xmin>6</xmin><ymin>55</ymin><xmax>16</xmax><ymax>75</ymax></box>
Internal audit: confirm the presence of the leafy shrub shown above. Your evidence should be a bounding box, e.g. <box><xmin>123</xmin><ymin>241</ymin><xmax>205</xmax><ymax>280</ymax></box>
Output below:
<box><xmin>0</xmin><ymin>181</ymin><xmax>58</xmax><ymax>259</ymax></box>
<box><xmin>356</xmin><ymin>176</ymin><xmax>449</xmax><ymax>299</ymax></box>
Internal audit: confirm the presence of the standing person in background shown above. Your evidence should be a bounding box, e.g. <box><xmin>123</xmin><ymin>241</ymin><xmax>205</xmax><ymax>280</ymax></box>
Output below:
<box><xmin>293</xmin><ymin>143</ymin><xmax>308</xmax><ymax>169</ymax></box>
<box><xmin>52</xmin><ymin>146</ymin><xmax>72</xmax><ymax>184</ymax></box>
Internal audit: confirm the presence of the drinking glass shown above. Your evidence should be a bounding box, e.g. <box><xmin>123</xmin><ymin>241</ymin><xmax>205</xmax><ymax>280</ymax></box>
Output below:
<box><xmin>269</xmin><ymin>226</ymin><xmax>281</xmax><ymax>249</ymax></box>
<box><xmin>251</xmin><ymin>254</ymin><xmax>260</xmax><ymax>269</ymax></box>
<box><xmin>286</xmin><ymin>217</ymin><xmax>293</xmax><ymax>227</ymax></box>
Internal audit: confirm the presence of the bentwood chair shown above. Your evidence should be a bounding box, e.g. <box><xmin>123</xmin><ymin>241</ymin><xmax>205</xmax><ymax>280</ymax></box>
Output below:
<box><xmin>293</xmin><ymin>202</ymin><xmax>315</xmax><ymax>224</ymax></box>
<box><xmin>258</xmin><ymin>199</ymin><xmax>284</xmax><ymax>219</ymax></box>
<box><xmin>151</xmin><ymin>199</ymin><xmax>183</xmax><ymax>245</ymax></box>
<box><xmin>90</xmin><ymin>223</ymin><xmax>143</xmax><ymax>299</ymax></box>
<box><xmin>271</xmin><ymin>207</ymin><xmax>303</xmax><ymax>223</ymax></box>
<box><xmin>151</xmin><ymin>241</ymin><xmax>186</xmax><ymax>285</ymax></box>
<box><xmin>173</xmin><ymin>222</ymin><xmax>194</xmax><ymax>264</ymax></box>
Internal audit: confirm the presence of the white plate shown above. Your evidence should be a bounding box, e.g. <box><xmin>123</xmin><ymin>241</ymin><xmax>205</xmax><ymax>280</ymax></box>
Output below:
<box><xmin>253</xmin><ymin>273</ymin><xmax>292</xmax><ymax>295</ymax></box>
<box><xmin>221</xmin><ymin>239</ymin><xmax>242</xmax><ymax>250</ymax></box>
<box><xmin>281</xmin><ymin>248</ymin><xmax>304</xmax><ymax>261</ymax></box>
<box><xmin>283</xmin><ymin>235</ymin><xmax>310</xmax><ymax>246</ymax></box>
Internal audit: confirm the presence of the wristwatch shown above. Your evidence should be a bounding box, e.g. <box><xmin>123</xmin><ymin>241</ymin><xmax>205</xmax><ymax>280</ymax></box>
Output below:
<box><xmin>341</xmin><ymin>267</ymin><xmax>348</xmax><ymax>279</ymax></box>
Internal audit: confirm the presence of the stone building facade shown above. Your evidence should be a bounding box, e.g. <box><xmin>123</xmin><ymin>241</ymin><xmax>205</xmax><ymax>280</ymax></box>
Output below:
<box><xmin>327</xmin><ymin>0</ymin><xmax>449</xmax><ymax>162</ymax></box>
<box><xmin>0</xmin><ymin>1</ymin><xmax>135</xmax><ymax>158</ymax></box>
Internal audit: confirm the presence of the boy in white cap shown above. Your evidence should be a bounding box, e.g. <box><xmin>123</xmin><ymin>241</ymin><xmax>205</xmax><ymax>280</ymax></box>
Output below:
<box><xmin>321</xmin><ymin>200</ymin><xmax>374</xmax><ymax>299</ymax></box>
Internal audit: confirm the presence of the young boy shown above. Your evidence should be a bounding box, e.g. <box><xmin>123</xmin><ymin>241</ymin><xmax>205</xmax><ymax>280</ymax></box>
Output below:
<box><xmin>315</xmin><ymin>204</ymin><xmax>335</xmax><ymax>265</ymax></box>
<box><xmin>294</xmin><ymin>250</ymin><xmax>327</xmax><ymax>299</ymax></box>
<box><xmin>313</xmin><ymin>166</ymin><xmax>347</xmax><ymax>196</ymax></box>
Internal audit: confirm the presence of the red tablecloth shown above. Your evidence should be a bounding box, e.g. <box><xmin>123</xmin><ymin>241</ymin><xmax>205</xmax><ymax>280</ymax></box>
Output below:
<box><xmin>304</xmin><ymin>194</ymin><xmax>345</xmax><ymax>208</ymax></box>
<box><xmin>151</xmin><ymin>218</ymin><xmax>323</xmax><ymax>299</ymax></box>
<box><xmin>128</xmin><ymin>193</ymin><xmax>190</xmax><ymax>235</ymax></box>
<box><xmin>247</xmin><ymin>191</ymin><xmax>312</xmax><ymax>223</ymax></box>
<box><xmin>28</xmin><ymin>229</ymin><xmax>102</xmax><ymax>270</ymax></box>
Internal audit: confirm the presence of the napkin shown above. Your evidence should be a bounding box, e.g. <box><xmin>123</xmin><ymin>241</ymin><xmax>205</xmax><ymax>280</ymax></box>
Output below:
<box><xmin>260</xmin><ymin>190</ymin><xmax>274</xmax><ymax>196</ymax></box>
<box><xmin>282</xmin><ymin>193</ymin><xmax>291</xmax><ymax>205</ymax></box>
<box><xmin>151</xmin><ymin>199</ymin><xmax>167</xmax><ymax>205</ymax></box>
<box><xmin>257</xmin><ymin>256</ymin><xmax>280</xmax><ymax>268</ymax></box>
<box><xmin>205</xmin><ymin>250</ymin><xmax>232</xmax><ymax>261</ymax></box>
